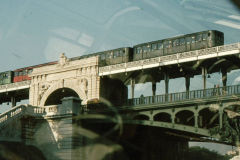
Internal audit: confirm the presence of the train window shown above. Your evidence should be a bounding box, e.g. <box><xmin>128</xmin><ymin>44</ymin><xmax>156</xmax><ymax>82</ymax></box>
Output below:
<box><xmin>191</xmin><ymin>36</ymin><xmax>195</xmax><ymax>43</ymax></box>
<box><xmin>173</xmin><ymin>39</ymin><xmax>179</xmax><ymax>46</ymax></box>
<box><xmin>106</xmin><ymin>52</ymin><xmax>112</xmax><ymax>59</ymax></box>
<box><xmin>151</xmin><ymin>43</ymin><xmax>157</xmax><ymax>50</ymax></box>
<box><xmin>100</xmin><ymin>54</ymin><xmax>105</xmax><ymax>60</ymax></box>
<box><xmin>157</xmin><ymin>42</ymin><xmax>163</xmax><ymax>49</ymax></box>
<box><xmin>186</xmin><ymin>37</ymin><xmax>191</xmax><ymax>44</ymax></box>
<box><xmin>196</xmin><ymin>34</ymin><xmax>202</xmax><ymax>41</ymax></box>
<box><xmin>147</xmin><ymin>45</ymin><xmax>151</xmax><ymax>52</ymax></box>
<box><xmin>19</xmin><ymin>71</ymin><xmax>22</xmax><ymax>76</ymax></box>
<box><xmin>14</xmin><ymin>72</ymin><xmax>18</xmax><ymax>76</ymax></box>
<box><xmin>142</xmin><ymin>46</ymin><xmax>147</xmax><ymax>53</ymax></box>
<box><xmin>113</xmin><ymin>50</ymin><xmax>119</xmax><ymax>58</ymax></box>
<box><xmin>137</xmin><ymin>47</ymin><xmax>142</xmax><ymax>54</ymax></box>
<box><xmin>180</xmin><ymin>38</ymin><xmax>185</xmax><ymax>45</ymax></box>
<box><xmin>163</xmin><ymin>41</ymin><xmax>169</xmax><ymax>48</ymax></box>
<box><xmin>202</xmin><ymin>33</ymin><xmax>207</xmax><ymax>40</ymax></box>
<box><xmin>23</xmin><ymin>70</ymin><xmax>27</xmax><ymax>75</ymax></box>
<box><xmin>28</xmin><ymin>70</ymin><xmax>33</xmax><ymax>74</ymax></box>
<box><xmin>120</xmin><ymin>50</ymin><xmax>124</xmax><ymax>56</ymax></box>
<box><xmin>169</xmin><ymin>41</ymin><xmax>172</xmax><ymax>48</ymax></box>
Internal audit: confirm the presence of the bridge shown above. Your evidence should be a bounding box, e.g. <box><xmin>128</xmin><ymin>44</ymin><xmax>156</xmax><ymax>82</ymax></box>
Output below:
<box><xmin>0</xmin><ymin>42</ymin><xmax>240</xmax><ymax>159</ymax></box>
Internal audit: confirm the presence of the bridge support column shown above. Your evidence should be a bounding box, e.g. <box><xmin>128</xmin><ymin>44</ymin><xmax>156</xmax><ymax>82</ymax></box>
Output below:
<box><xmin>164</xmin><ymin>73</ymin><xmax>169</xmax><ymax>94</ymax></box>
<box><xmin>130</xmin><ymin>79</ymin><xmax>135</xmax><ymax>99</ymax></box>
<box><xmin>185</xmin><ymin>76</ymin><xmax>190</xmax><ymax>92</ymax></box>
<box><xmin>219</xmin><ymin>110</ymin><xmax>223</xmax><ymax>129</ymax></box>
<box><xmin>152</xmin><ymin>81</ymin><xmax>156</xmax><ymax>96</ymax></box>
<box><xmin>202</xmin><ymin>67</ymin><xmax>207</xmax><ymax>90</ymax></box>
<box><xmin>221</xmin><ymin>69</ymin><xmax>227</xmax><ymax>88</ymax></box>
<box><xmin>194</xmin><ymin>113</ymin><xmax>199</xmax><ymax>128</ymax></box>
<box><xmin>171</xmin><ymin>114</ymin><xmax>175</xmax><ymax>124</ymax></box>
<box><xmin>11</xmin><ymin>97</ymin><xmax>16</xmax><ymax>107</ymax></box>
<box><xmin>164</xmin><ymin>73</ymin><xmax>169</xmax><ymax>102</ymax></box>
<box><xmin>152</xmin><ymin>81</ymin><xmax>156</xmax><ymax>103</ymax></box>
<box><xmin>185</xmin><ymin>76</ymin><xmax>190</xmax><ymax>98</ymax></box>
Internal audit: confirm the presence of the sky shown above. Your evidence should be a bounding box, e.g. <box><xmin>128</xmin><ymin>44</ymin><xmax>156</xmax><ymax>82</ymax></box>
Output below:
<box><xmin>0</xmin><ymin>0</ymin><xmax>240</xmax><ymax>156</ymax></box>
<box><xmin>0</xmin><ymin>0</ymin><xmax>240</xmax><ymax>72</ymax></box>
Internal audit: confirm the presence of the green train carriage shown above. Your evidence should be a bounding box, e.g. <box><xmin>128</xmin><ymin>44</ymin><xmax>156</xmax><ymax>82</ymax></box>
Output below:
<box><xmin>0</xmin><ymin>71</ymin><xmax>13</xmax><ymax>85</ymax></box>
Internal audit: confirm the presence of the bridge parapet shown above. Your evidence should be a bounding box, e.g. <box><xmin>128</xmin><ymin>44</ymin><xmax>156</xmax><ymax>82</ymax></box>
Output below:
<box><xmin>0</xmin><ymin>104</ymin><xmax>46</xmax><ymax>128</ymax></box>
<box><xmin>0</xmin><ymin>80</ymin><xmax>31</xmax><ymax>93</ymax></box>
<box><xmin>126</xmin><ymin>84</ymin><xmax>240</xmax><ymax>107</ymax></box>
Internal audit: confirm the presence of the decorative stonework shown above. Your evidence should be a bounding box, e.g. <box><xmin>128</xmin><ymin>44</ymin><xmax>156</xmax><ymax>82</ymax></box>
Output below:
<box><xmin>29</xmin><ymin>54</ymin><xmax>100</xmax><ymax>106</ymax></box>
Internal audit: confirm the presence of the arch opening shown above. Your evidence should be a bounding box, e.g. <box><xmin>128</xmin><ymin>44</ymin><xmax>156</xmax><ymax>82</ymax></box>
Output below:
<box><xmin>154</xmin><ymin>112</ymin><xmax>171</xmax><ymax>122</ymax></box>
<box><xmin>133</xmin><ymin>114</ymin><xmax>149</xmax><ymax>120</ymax></box>
<box><xmin>199</xmin><ymin>108</ymin><xmax>219</xmax><ymax>129</ymax></box>
<box><xmin>175</xmin><ymin>110</ymin><xmax>194</xmax><ymax>126</ymax></box>
<box><xmin>44</xmin><ymin>87</ymin><xmax>80</xmax><ymax>106</ymax></box>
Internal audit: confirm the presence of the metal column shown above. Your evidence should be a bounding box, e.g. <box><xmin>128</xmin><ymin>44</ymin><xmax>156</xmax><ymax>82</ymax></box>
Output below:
<box><xmin>11</xmin><ymin>97</ymin><xmax>16</xmax><ymax>107</ymax></box>
<box><xmin>202</xmin><ymin>67</ymin><xmax>207</xmax><ymax>90</ymax></box>
<box><xmin>221</xmin><ymin>69</ymin><xmax>227</xmax><ymax>87</ymax></box>
<box><xmin>131</xmin><ymin>79</ymin><xmax>135</xmax><ymax>99</ymax></box>
<box><xmin>164</xmin><ymin>73</ymin><xmax>169</xmax><ymax>94</ymax></box>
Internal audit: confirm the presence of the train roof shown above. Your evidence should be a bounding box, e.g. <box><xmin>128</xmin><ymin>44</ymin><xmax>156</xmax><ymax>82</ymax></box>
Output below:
<box><xmin>133</xmin><ymin>30</ymin><xmax>223</xmax><ymax>47</ymax></box>
<box><xmin>14</xmin><ymin>61</ymin><xmax>58</xmax><ymax>72</ymax></box>
<box><xmin>69</xmin><ymin>47</ymin><xmax>130</xmax><ymax>61</ymax></box>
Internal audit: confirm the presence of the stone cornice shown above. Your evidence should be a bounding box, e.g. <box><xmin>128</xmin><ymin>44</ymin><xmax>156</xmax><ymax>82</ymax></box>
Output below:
<box><xmin>31</xmin><ymin>56</ymin><xmax>98</xmax><ymax>77</ymax></box>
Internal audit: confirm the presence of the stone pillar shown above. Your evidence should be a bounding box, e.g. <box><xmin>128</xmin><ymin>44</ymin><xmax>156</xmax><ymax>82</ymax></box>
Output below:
<box><xmin>130</xmin><ymin>79</ymin><xmax>135</xmax><ymax>99</ymax></box>
<box><xmin>60</xmin><ymin>97</ymin><xmax>82</xmax><ymax>115</ymax></box>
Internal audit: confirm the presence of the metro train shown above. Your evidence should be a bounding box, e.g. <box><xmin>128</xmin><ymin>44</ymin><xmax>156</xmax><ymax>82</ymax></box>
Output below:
<box><xmin>0</xmin><ymin>61</ymin><xmax>57</xmax><ymax>85</ymax></box>
<box><xmin>0</xmin><ymin>30</ymin><xmax>224</xmax><ymax>85</ymax></box>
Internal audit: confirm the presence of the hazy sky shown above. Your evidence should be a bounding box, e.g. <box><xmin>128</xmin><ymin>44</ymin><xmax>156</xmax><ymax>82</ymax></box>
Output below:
<box><xmin>0</xmin><ymin>0</ymin><xmax>240</xmax><ymax>155</ymax></box>
<box><xmin>0</xmin><ymin>0</ymin><xmax>240</xmax><ymax>72</ymax></box>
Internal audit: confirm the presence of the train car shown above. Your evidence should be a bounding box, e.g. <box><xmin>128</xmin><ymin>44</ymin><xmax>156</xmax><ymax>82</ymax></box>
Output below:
<box><xmin>98</xmin><ymin>47</ymin><xmax>133</xmax><ymax>67</ymax></box>
<box><xmin>132</xmin><ymin>30</ymin><xmax>224</xmax><ymax>61</ymax></box>
<box><xmin>0</xmin><ymin>71</ymin><xmax>13</xmax><ymax>85</ymax></box>
<box><xmin>13</xmin><ymin>61</ymin><xmax>57</xmax><ymax>83</ymax></box>
<box><xmin>70</xmin><ymin>47</ymin><xmax>133</xmax><ymax>67</ymax></box>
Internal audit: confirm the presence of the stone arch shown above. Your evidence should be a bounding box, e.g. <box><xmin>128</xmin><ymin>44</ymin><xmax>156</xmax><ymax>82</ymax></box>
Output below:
<box><xmin>153</xmin><ymin>112</ymin><xmax>171</xmax><ymax>123</ymax></box>
<box><xmin>44</xmin><ymin>88</ymin><xmax>79</xmax><ymax>106</ymax></box>
<box><xmin>40</xmin><ymin>82</ymin><xmax>86</xmax><ymax>106</ymax></box>
<box><xmin>175</xmin><ymin>110</ymin><xmax>194</xmax><ymax>126</ymax></box>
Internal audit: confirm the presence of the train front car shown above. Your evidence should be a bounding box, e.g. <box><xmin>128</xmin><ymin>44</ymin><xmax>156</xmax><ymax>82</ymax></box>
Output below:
<box><xmin>0</xmin><ymin>71</ymin><xmax>13</xmax><ymax>85</ymax></box>
<box><xmin>98</xmin><ymin>47</ymin><xmax>132</xmax><ymax>67</ymax></box>
<box><xmin>208</xmin><ymin>30</ymin><xmax>224</xmax><ymax>47</ymax></box>
<box><xmin>185</xmin><ymin>30</ymin><xmax>224</xmax><ymax>51</ymax></box>
<box><xmin>132</xmin><ymin>30</ymin><xmax>224</xmax><ymax>61</ymax></box>
<box><xmin>13</xmin><ymin>68</ymin><xmax>32</xmax><ymax>83</ymax></box>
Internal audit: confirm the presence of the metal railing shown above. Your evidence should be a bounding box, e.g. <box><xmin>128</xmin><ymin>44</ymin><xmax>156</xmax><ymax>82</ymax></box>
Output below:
<box><xmin>127</xmin><ymin>85</ymin><xmax>240</xmax><ymax>106</ymax></box>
